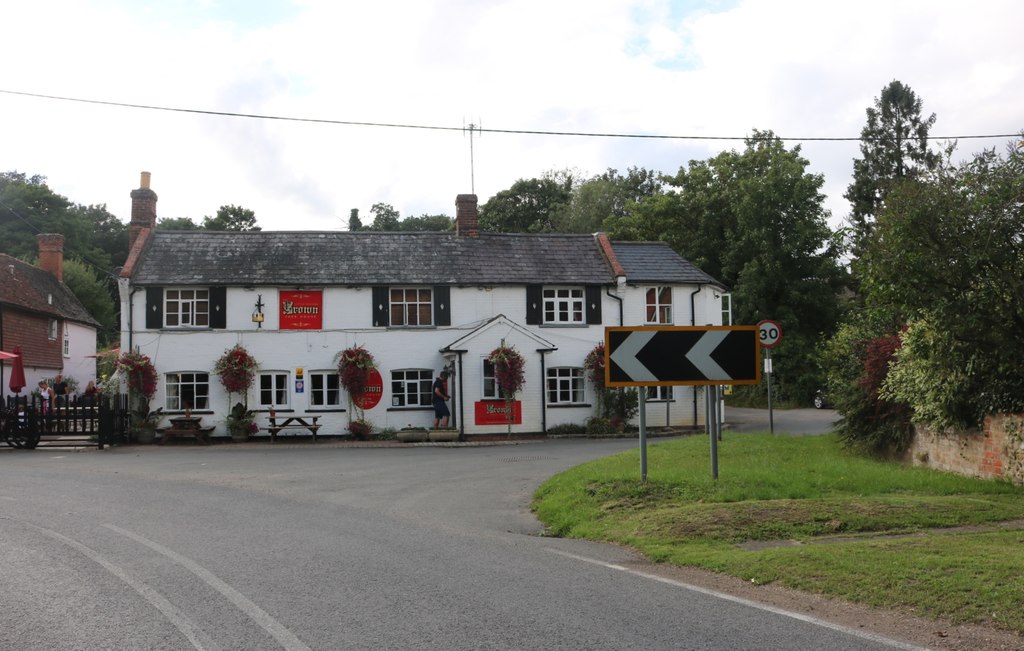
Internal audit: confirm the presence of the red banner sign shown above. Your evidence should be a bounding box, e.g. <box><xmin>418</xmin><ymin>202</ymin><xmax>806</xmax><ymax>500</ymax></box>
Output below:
<box><xmin>474</xmin><ymin>400</ymin><xmax>522</xmax><ymax>426</ymax></box>
<box><xmin>279</xmin><ymin>291</ymin><xmax>323</xmax><ymax>330</ymax></box>
<box><xmin>352</xmin><ymin>369</ymin><xmax>383</xmax><ymax>410</ymax></box>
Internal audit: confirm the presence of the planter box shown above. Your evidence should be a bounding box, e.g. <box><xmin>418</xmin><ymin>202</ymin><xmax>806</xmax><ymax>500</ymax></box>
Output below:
<box><xmin>397</xmin><ymin>428</ymin><xmax>429</xmax><ymax>443</ymax></box>
<box><xmin>428</xmin><ymin>428</ymin><xmax>459</xmax><ymax>442</ymax></box>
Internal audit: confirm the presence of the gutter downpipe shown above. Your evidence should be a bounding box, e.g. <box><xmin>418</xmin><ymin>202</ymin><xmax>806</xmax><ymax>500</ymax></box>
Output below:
<box><xmin>457</xmin><ymin>351</ymin><xmax>465</xmax><ymax>440</ymax></box>
<box><xmin>537</xmin><ymin>348</ymin><xmax>557</xmax><ymax>434</ymax></box>
<box><xmin>605</xmin><ymin>284</ymin><xmax>623</xmax><ymax>326</ymax></box>
<box><xmin>690</xmin><ymin>285</ymin><xmax>703</xmax><ymax>427</ymax></box>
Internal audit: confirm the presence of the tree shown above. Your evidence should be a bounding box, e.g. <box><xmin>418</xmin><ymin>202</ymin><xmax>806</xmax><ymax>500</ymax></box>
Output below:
<box><xmin>844</xmin><ymin>80</ymin><xmax>940</xmax><ymax>257</ymax></box>
<box><xmin>348</xmin><ymin>208</ymin><xmax>363</xmax><ymax>232</ymax></box>
<box><xmin>398</xmin><ymin>213</ymin><xmax>453</xmax><ymax>231</ymax></box>
<box><xmin>365</xmin><ymin>203</ymin><xmax>400</xmax><ymax>231</ymax></box>
<box><xmin>863</xmin><ymin>140</ymin><xmax>1024</xmax><ymax>427</ymax></box>
<box><xmin>63</xmin><ymin>258</ymin><xmax>118</xmax><ymax>345</ymax></box>
<box><xmin>202</xmin><ymin>204</ymin><xmax>260</xmax><ymax>231</ymax></box>
<box><xmin>158</xmin><ymin>216</ymin><xmax>201</xmax><ymax>230</ymax></box>
<box><xmin>607</xmin><ymin>131</ymin><xmax>846</xmax><ymax>402</ymax></box>
<box><xmin>479</xmin><ymin>177</ymin><xmax>572</xmax><ymax>233</ymax></box>
<box><xmin>558</xmin><ymin>167</ymin><xmax>662</xmax><ymax>233</ymax></box>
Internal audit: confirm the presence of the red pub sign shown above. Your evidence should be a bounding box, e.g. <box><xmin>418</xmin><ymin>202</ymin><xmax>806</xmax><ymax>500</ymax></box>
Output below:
<box><xmin>474</xmin><ymin>400</ymin><xmax>522</xmax><ymax>426</ymax></box>
<box><xmin>279</xmin><ymin>291</ymin><xmax>323</xmax><ymax>330</ymax></box>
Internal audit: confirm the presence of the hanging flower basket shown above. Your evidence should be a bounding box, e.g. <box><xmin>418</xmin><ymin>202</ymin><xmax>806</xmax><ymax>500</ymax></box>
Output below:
<box><xmin>488</xmin><ymin>343</ymin><xmax>525</xmax><ymax>399</ymax></box>
<box><xmin>213</xmin><ymin>345</ymin><xmax>259</xmax><ymax>394</ymax></box>
<box><xmin>337</xmin><ymin>346</ymin><xmax>377</xmax><ymax>396</ymax></box>
<box><xmin>116</xmin><ymin>350</ymin><xmax>158</xmax><ymax>399</ymax></box>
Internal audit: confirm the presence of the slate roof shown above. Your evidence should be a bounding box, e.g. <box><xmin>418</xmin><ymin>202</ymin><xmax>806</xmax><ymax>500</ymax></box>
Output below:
<box><xmin>0</xmin><ymin>254</ymin><xmax>100</xmax><ymax>326</ymax></box>
<box><xmin>129</xmin><ymin>231</ymin><xmax>618</xmax><ymax>286</ymax></box>
<box><xmin>610</xmin><ymin>242</ymin><xmax>725</xmax><ymax>288</ymax></box>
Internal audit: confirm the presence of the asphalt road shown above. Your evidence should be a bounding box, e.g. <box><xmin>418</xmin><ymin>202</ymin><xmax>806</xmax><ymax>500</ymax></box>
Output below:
<box><xmin>725</xmin><ymin>405</ymin><xmax>840</xmax><ymax>435</ymax></box>
<box><xmin>1</xmin><ymin>437</ymin><xmax>922</xmax><ymax>651</ymax></box>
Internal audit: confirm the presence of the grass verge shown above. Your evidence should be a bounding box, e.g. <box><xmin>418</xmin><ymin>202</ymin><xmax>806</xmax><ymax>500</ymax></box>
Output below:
<box><xmin>532</xmin><ymin>433</ymin><xmax>1024</xmax><ymax>633</ymax></box>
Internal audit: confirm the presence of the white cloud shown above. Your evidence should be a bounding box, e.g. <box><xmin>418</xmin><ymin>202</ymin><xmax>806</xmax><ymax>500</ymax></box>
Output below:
<box><xmin>1</xmin><ymin>0</ymin><xmax>1020</xmax><ymax>234</ymax></box>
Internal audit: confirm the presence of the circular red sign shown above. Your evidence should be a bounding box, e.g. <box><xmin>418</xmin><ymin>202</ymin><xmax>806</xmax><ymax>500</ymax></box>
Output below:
<box><xmin>352</xmin><ymin>368</ymin><xmax>384</xmax><ymax>410</ymax></box>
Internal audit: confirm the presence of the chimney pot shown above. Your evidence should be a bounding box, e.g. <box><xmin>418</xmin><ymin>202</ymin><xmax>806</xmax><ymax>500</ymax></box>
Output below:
<box><xmin>141</xmin><ymin>171</ymin><xmax>151</xmax><ymax>189</ymax></box>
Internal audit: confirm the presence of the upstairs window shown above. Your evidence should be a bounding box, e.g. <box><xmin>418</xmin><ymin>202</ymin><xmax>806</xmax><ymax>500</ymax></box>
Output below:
<box><xmin>48</xmin><ymin>318</ymin><xmax>58</xmax><ymax>340</ymax></box>
<box><xmin>390</xmin><ymin>288</ymin><xmax>433</xmax><ymax>327</ymax></box>
<box><xmin>63</xmin><ymin>324</ymin><xmax>70</xmax><ymax>356</ymax></box>
<box><xmin>165</xmin><ymin>289</ymin><xmax>210</xmax><ymax>327</ymax></box>
<box><xmin>482</xmin><ymin>358</ymin><xmax>499</xmax><ymax>399</ymax></box>
<box><xmin>721</xmin><ymin>293</ymin><xmax>733</xmax><ymax>326</ymax></box>
<box><xmin>543</xmin><ymin>287</ymin><xmax>584</xmax><ymax>324</ymax></box>
<box><xmin>645</xmin><ymin>287</ymin><xmax>672</xmax><ymax>324</ymax></box>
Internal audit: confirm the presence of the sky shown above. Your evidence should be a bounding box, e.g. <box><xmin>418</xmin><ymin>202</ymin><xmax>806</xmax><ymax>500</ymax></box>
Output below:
<box><xmin>1</xmin><ymin>0</ymin><xmax>1021</xmax><ymax>233</ymax></box>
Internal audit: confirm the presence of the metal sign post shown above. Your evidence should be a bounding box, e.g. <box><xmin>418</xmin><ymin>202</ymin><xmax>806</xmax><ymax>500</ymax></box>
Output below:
<box><xmin>757</xmin><ymin>321</ymin><xmax>783</xmax><ymax>437</ymax></box>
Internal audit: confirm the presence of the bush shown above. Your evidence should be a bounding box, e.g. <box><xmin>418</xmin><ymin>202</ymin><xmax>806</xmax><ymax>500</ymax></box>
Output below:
<box><xmin>347</xmin><ymin>418</ymin><xmax>374</xmax><ymax>440</ymax></box>
<box><xmin>585</xmin><ymin>416</ymin><xmax>619</xmax><ymax>436</ymax></box>
<box><xmin>547</xmin><ymin>423</ymin><xmax>586</xmax><ymax>436</ymax></box>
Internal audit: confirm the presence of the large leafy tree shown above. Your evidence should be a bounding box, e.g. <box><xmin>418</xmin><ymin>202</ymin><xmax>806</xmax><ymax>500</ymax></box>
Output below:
<box><xmin>864</xmin><ymin>140</ymin><xmax>1024</xmax><ymax>427</ymax></box>
<box><xmin>202</xmin><ymin>204</ymin><xmax>260</xmax><ymax>231</ymax></box>
<box><xmin>365</xmin><ymin>203</ymin><xmax>400</xmax><ymax>231</ymax></box>
<box><xmin>558</xmin><ymin>167</ymin><xmax>662</xmax><ymax>233</ymax></box>
<box><xmin>479</xmin><ymin>177</ymin><xmax>572</xmax><ymax>233</ymax></box>
<box><xmin>844</xmin><ymin>80</ymin><xmax>940</xmax><ymax>257</ymax></box>
<box><xmin>63</xmin><ymin>258</ymin><xmax>118</xmax><ymax>345</ymax></box>
<box><xmin>608</xmin><ymin>131</ymin><xmax>846</xmax><ymax>401</ymax></box>
<box><xmin>398</xmin><ymin>213</ymin><xmax>452</xmax><ymax>231</ymax></box>
<box><xmin>158</xmin><ymin>216</ymin><xmax>201</xmax><ymax>230</ymax></box>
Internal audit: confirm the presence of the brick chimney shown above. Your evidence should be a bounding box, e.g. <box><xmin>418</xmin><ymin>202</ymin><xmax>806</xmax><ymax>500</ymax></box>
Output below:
<box><xmin>129</xmin><ymin>171</ymin><xmax>158</xmax><ymax>250</ymax></box>
<box><xmin>36</xmin><ymin>233</ymin><xmax>65</xmax><ymax>282</ymax></box>
<box><xmin>455</xmin><ymin>194</ymin><xmax>479</xmax><ymax>237</ymax></box>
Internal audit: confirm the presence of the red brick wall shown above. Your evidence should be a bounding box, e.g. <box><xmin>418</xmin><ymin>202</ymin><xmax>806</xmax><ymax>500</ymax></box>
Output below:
<box><xmin>907</xmin><ymin>414</ymin><xmax>1024</xmax><ymax>485</ymax></box>
<box><xmin>1</xmin><ymin>309</ymin><xmax>63</xmax><ymax>368</ymax></box>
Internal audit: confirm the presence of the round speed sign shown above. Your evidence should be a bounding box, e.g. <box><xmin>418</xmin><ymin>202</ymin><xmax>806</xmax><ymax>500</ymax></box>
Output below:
<box><xmin>758</xmin><ymin>320</ymin><xmax>783</xmax><ymax>348</ymax></box>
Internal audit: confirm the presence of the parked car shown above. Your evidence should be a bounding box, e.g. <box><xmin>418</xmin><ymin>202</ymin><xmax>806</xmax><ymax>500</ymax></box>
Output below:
<box><xmin>813</xmin><ymin>389</ymin><xmax>831</xmax><ymax>409</ymax></box>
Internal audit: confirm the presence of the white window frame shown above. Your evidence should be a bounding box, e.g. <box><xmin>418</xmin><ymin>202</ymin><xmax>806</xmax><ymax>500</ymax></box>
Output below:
<box><xmin>259</xmin><ymin>372</ymin><xmax>290</xmax><ymax>408</ymax></box>
<box><xmin>165</xmin><ymin>372</ymin><xmax>211</xmax><ymax>411</ymax></box>
<box><xmin>165</xmin><ymin>288</ymin><xmax>210</xmax><ymax>328</ymax></box>
<box><xmin>390</xmin><ymin>287</ymin><xmax>433</xmax><ymax>327</ymax></box>
<box><xmin>48</xmin><ymin>318</ymin><xmax>58</xmax><ymax>340</ymax></box>
<box><xmin>543</xmin><ymin>287</ymin><xmax>584</xmax><ymax>324</ymax></box>
<box><xmin>62</xmin><ymin>324</ymin><xmax>70</xmax><ymax>357</ymax></box>
<box><xmin>309</xmin><ymin>371</ymin><xmax>341</xmax><ymax>408</ymax></box>
<box><xmin>721</xmin><ymin>292</ymin><xmax>733</xmax><ymax>326</ymax></box>
<box><xmin>482</xmin><ymin>358</ymin><xmax>499</xmax><ymax>399</ymax></box>
<box><xmin>645</xmin><ymin>286</ymin><xmax>673</xmax><ymax>324</ymax></box>
<box><xmin>391</xmin><ymin>369</ymin><xmax>432</xmax><ymax>407</ymax></box>
<box><xmin>547</xmin><ymin>367</ymin><xmax>586</xmax><ymax>405</ymax></box>
<box><xmin>646</xmin><ymin>385</ymin><xmax>674</xmax><ymax>401</ymax></box>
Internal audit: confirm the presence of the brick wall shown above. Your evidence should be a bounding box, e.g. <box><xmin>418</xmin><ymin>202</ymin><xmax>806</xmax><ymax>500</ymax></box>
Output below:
<box><xmin>906</xmin><ymin>414</ymin><xmax>1024</xmax><ymax>485</ymax></box>
<box><xmin>1</xmin><ymin>309</ymin><xmax>62</xmax><ymax>368</ymax></box>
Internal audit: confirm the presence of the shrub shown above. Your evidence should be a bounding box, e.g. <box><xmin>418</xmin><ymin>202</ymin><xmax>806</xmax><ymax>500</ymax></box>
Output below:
<box><xmin>547</xmin><ymin>423</ymin><xmax>586</xmax><ymax>436</ymax></box>
<box><xmin>347</xmin><ymin>418</ymin><xmax>374</xmax><ymax>440</ymax></box>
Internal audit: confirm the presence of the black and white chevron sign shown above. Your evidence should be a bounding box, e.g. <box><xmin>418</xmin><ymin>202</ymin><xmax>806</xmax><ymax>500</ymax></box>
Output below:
<box><xmin>605</xmin><ymin>326</ymin><xmax>761</xmax><ymax>386</ymax></box>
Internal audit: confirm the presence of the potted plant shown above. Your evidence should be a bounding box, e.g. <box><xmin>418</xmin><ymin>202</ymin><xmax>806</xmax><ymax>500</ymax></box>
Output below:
<box><xmin>347</xmin><ymin>417</ymin><xmax>374</xmax><ymax>440</ymax></box>
<box><xmin>488</xmin><ymin>342</ymin><xmax>525</xmax><ymax>436</ymax></box>
<box><xmin>226</xmin><ymin>402</ymin><xmax>258</xmax><ymax>442</ymax></box>
<box><xmin>397</xmin><ymin>426</ymin><xmax>429</xmax><ymax>443</ymax></box>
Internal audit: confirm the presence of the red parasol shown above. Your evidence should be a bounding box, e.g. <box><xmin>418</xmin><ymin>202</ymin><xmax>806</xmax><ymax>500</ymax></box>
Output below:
<box><xmin>0</xmin><ymin>351</ymin><xmax>17</xmax><ymax>360</ymax></box>
<box><xmin>7</xmin><ymin>346</ymin><xmax>26</xmax><ymax>394</ymax></box>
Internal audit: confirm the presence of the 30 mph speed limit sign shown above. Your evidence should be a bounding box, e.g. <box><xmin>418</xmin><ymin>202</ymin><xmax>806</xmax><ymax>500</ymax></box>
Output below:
<box><xmin>758</xmin><ymin>320</ymin><xmax>783</xmax><ymax>348</ymax></box>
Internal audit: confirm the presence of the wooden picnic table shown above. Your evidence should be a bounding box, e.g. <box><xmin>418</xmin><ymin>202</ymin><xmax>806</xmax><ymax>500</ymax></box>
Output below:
<box><xmin>159</xmin><ymin>416</ymin><xmax>213</xmax><ymax>445</ymax></box>
<box><xmin>266</xmin><ymin>413</ymin><xmax>321</xmax><ymax>443</ymax></box>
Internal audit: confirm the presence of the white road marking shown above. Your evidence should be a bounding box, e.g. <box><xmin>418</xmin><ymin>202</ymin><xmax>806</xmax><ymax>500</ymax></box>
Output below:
<box><xmin>106</xmin><ymin>524</ymin><xmax>311</xmax><ymax>651</ymax></box>
<box><xmin>546</xmin><ymin>548</ymin><xmax>932</xmax><ymax>651</ymax></box>
<box><xmin>18</xmin><ymin>520</ymin><xmax>218</xmax><ymax>651</ymax></box>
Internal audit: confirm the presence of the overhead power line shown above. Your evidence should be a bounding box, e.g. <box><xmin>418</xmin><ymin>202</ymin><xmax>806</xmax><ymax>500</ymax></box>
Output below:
<box><xmin>1</xmin><ymin>89</ymin><xmax>1018</xmax><ymax>143</ymax></box>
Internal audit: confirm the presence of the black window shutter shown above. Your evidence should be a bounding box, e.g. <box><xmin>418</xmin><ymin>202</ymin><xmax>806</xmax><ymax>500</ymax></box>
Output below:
<box><xmin>372</xmin><ymin>286</ymin><xmax>389</xmax><ymax>327</ymax></box>
<box><xmin>145</xmin><ymin>287</ymin><xmax>163</xmax><ymax>329</ymax></box>
<box><xmin>209</xmin><ymin>287</ymin><xmax>227</xmax><ymax>329</ymax></box>
<box><xmin>433</xmin><ymin>285</ymin><xmax>450</xmax><ymax>326</ymax></box>
<box><xmin>585</xmin><ymin>285</ymin><xmax>602</xmax><ymax>325</ymax></box>
<box><xmin>526</xmin><ymin>285</ymin><xmax>542</xmax><ymax>325</ymax></box>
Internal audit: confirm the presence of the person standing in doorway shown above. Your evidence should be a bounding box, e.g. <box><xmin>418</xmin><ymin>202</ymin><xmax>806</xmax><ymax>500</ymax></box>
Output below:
<box><xmin>432</xmin><ymin>370</ymin><xmax>450</xmax><ymax>428</ymax></box>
